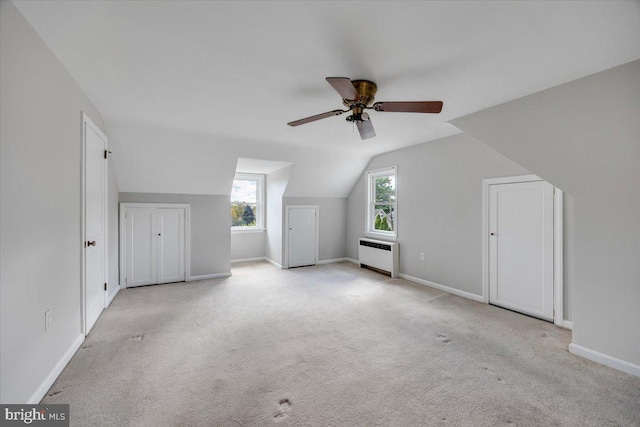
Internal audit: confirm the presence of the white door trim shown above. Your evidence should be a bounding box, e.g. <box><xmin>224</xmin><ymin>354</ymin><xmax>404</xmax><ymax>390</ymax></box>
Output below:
<box><xmin>119</xmin><ymin>203</ymin><xmax>191</xmax><ymax>288</ymax></box>
<box><xmin>482</xmin><ymin>175</ymin><xmax>564</xmax><ymax>326</ymax></box>
<box><xmin>284</xmin><ymin>205</ymin><xmax>319</xmax><ymax>269</ymax></box>
<box><xmin>81</xmin><ymin>112</ymin><xmax>108</xmax><ymax>336</ymax></box>
<box><xmin>553</xmin><ymin>187</ymin><xmax>564</xmax><ymax>326</ymax></box>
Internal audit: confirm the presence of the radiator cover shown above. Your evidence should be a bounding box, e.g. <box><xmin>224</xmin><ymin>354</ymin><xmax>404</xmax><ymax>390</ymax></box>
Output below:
<box><xmin>358</xmin><ymin>238</ymin><xmax>399</xmax><ymax>278</ymax></box>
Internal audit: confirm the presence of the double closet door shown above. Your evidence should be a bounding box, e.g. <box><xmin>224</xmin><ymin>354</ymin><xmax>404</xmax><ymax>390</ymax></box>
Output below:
<box><xmin>121</xmin><ymin>204</ymin><xmax>188</xmax><ymax>288</ymax></box>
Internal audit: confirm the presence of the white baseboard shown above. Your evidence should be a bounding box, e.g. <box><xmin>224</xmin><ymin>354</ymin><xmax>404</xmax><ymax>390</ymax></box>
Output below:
<box><xmin>569</xmin><ymin>343</ymin><xmax>640</xmax><ymax>377</ymax></box>
<box><xmin>562</xmin><ymin>320</ymin><xmax>573</xmax><ymax>330</ymax></box>
<box><xmin>106</xmin><ymin>285</ymin><xmax>120</xmax><ymax>307</ymax></box>
<box><xmin>28</xmin><ymin>333</ymin><xmax>84</xmax><ymax>404</ymax></box>
<box><xmin>188</xmin><ymin>272</ymin><xmax>231</xmax><ymax>281</ymax></box>
<box><xmin>231</xmin><ymin>257</ymin><xmax>266</xmax><ymax>264</ymax></box>
<box><xmin>399</xmin><ymin>273</ymin><xmax>485</xmax><ymax>303</ymax></box>
<box><xmin>317</xmin><ymin>258</ymin><xmax>349</xmax><ymax>265</ymax></box>
<box><xmin>265</xmin><ymin>258</ymin><xmax>282</xmax><ymax>269</ymax></box>
<box><xmin>345</xmin><ymin>258</ymin><xmax>359</xmax><ymax>265</ymax></box>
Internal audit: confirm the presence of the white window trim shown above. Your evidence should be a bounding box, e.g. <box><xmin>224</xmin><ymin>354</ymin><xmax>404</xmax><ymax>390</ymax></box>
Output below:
<box><xmin>231</xmin><ymin>173</ymin><xmax>264</xmax><ymax>231</ymax></box>
<box><xmin>231</xmin><ymin>228</ymin><xmax>265</xmax><ymax>233</ymax></box>
<box><xmin>365</xmin><ymin>166</ymin><xmax>397</xmax><ymax>240</ymax></box>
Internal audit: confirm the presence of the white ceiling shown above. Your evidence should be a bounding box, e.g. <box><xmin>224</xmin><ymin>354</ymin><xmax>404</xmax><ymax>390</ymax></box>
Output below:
<box><xmin>236</xmin><ymin>158</ymin><xmax>294</xmax><ymax>175</ymax></box>
<box><xmin>14</xmin><ymin>1</ymin><xmax>640</xmax><ymax>196</ymax></box>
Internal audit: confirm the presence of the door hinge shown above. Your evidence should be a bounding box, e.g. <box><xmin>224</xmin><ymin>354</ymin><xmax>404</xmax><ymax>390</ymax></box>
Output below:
<box><xmin>104</xmin><ymin>283</ymin><xmax>107</xmax><ymax>291</ymax></box>
<box><xmin>104</xmin><ymin>149</ymin><xmax>112</xmax><ymax>159</ymax></box>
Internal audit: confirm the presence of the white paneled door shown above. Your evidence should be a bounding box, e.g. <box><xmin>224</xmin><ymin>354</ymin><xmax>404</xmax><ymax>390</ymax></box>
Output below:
<box><xmin>489</xmin><ymin>180</ymin><xmax>554</xmax><ymax>321</ymax></box>
<box><xmin>156</xmin><ymin>208</ymin><xmax>186</xmax><ymax>284</ymax></box>
<box><xmin>123</xmin><ymin>204</ymin><xmax>187</xmax><ymax>288</ymax></box>
<box><xmin>125</xmin><ymin>207</ymin><xmax>157</xmax><ymax>287</ymax></box>
<box><xmin>84</xmin><ymin>115</ymin><xmax>108</xmax><ymax>335</ymax></box>
<box><xmin>287</xmin><ymin>206</ymin><xmax>318</xmax><ymax>268</ymax></box>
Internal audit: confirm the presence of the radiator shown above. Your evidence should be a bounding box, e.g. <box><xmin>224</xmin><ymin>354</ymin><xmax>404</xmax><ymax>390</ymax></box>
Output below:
<box><xmin>358</xmin><ymin>238</ymin><xmax>399</xmax><ymax>278</ymax></box>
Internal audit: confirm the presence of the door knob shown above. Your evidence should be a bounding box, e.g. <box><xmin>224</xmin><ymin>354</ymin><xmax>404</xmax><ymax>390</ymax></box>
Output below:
<box><xmin>490</xmin><ymin>233</ymin><xmax>495</xmax><ymax>236</ymax></box>
<box><xmin>86</xmin><ymin>240</ymin><xmax>96</xmax><ymax>247</ymax></box>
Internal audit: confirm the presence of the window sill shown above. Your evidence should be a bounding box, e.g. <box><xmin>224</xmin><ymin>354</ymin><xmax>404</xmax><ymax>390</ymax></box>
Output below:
<box><xmin>364</xmin><ymin>232</ymin><xmax>397</xmax><ymax>241</ymax></box>
<box><xmin>231</xmin><ymin>228</ymin><xmax>265</xmax><ymax>234</ymax></box>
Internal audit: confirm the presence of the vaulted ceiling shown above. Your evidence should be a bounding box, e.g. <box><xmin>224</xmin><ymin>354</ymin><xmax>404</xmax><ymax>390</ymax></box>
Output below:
<box><xmin>14</xmin><ymin>1</ymin><xmax>640</xmax><ymax>197</ymax></box>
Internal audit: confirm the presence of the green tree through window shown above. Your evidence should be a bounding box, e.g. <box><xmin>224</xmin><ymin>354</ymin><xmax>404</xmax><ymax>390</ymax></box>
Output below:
<box><xmin>374</xmin><ymin>213</ymin><xmax>391</xmax><ymax>231</ymax></box>
<box><xmin>375</xmin><ymin>177</ymin><xmax>395</xmax><ymax>203</ymax></box>
<box><xmin>241</xmin><ymin>204</ymin><xmax>256</xmax><ymax>226</ymax></box>
<box><xmin>231</xmin><ymin>174</ymin><xmax>263</xmax><ymax>229</ymax></box>
<box><xmin>368</xmin><ymin>168</ymin><xmax>396</xmax><ymax>234</ymax></box>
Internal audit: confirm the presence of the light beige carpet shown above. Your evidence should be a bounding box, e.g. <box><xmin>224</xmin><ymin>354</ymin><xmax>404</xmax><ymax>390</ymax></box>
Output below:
<box><xmin>43</xmin><ymin>262</ymin><xmax>639</xmax><ymax>426</ymax></box>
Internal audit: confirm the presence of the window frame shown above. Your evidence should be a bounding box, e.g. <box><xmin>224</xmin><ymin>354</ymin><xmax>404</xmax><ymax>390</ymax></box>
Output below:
<box><xmin>231</xmin><ymin>173</ymin><xmax>265</xmax><ymax>232</ymax></box>
<box><xmin>366</xmin><ymin>166</ymin><xmax>397</xmax><ymax>239</ymax></box>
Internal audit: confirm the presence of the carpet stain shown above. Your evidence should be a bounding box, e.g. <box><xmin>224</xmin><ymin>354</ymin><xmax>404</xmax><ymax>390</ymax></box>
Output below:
<box><xmin>128</xmin><ymin>334</ymin><xmax>144</xmax><ymax>341</ymax></box>
<box><xmin>47</xmin><ymin>386</ymin><xmax>68</xmax><ymax>397</ymax></box>
<box><xmin>80</xmin><ymin>344</ymin><xmax>94</xmax><ymax>349</ymax></box>
<box><xmin>481</xmin><ymin>366</ymin><xmax>505</xmax><ymax>382</ymax></box>
<box><xmin>274</xmin><ymin>399</ymin><xmax>292</xmax><ymax>422</ymax></box>
<box><xmin>279</xmin><ymin>399</ymin><xmax>291</xmax><ymax>410</ymax></box>
<box><xmin>437</xmin><ymin>334</ymin><xmax>451</xmax><ymax>344</ymax></box>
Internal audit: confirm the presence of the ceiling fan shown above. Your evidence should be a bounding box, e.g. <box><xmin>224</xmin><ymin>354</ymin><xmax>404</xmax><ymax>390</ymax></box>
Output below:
<box><xmin>287</xmin><ymin>77</ymin><xmax>443</xmax><ymax>140</ymax></box>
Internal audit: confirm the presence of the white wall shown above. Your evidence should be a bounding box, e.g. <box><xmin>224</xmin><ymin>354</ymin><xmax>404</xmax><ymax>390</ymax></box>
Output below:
<box><xmin>119</xmin><ymin>193</ymin><xmax>231</xmax><ymax>277</ymax></box>
<box><xmin>0</xmin><ymin>1</ymin><xmax>107</xmax><ymax>403</ymax></box>
<box><xmin>347</xmin><ymin>133</ymin><xmax>530</xmax><ymax>296</ymax></box>
<box><xmin>451</xmin><ymin>60</ymin><xmax>640</xmax><ymax>369</ymax></box>
<box><xmin>231</xmin><ymin>232</ymin><xmax>265</xmax><ymax>261</ymax></box>
<box><xmin>107</xmin><ymin>162</ymin><xmax>120</xmax><ymax>302</ymax></box>
<box><xmin>233</xmin><ymin>176</ymin><xmax>348</xmax><ymax>264</ymax></box>
<box><xmin>265</xmin><ymin>166</ymin><xmax>292</xmax><ymax>266</ymax></box>
<box><xmin>108</xmin><ymin>122</ymin><xmax>368</xmax><ymax>198</ymax></box>
<box><xmin>563</xmin><ymin>195</ymin><xmax>574</xmax><ymax>321</ymax></box>
<box><xmin>283</xmin><ymin>197</ymin><xmax>347</xmax><ymax>262</ymax></box>
<box><xmin>346</xmin><ymin>134</ymin><xmax>576</xmax><ymax>321</ymax></box>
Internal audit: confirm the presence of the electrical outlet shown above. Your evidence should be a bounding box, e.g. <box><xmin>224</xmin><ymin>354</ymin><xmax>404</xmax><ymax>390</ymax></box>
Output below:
<box><xmin>420</xmin><ymin>252</ymin><xmax>425</xmax><ymax>261</ymax></box>
<box><xmin>45</xmin><ymin>310</ymin><xmax>51</xmax><ymax>331</ymax></box>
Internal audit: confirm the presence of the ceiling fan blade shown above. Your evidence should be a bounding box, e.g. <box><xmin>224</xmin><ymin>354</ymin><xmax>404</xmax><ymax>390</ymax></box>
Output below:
<box><xmin>356</xmin><ymin>114</ymin><xmax>376</xmax><ymax>140</ymax></box>
<box><xmin>373</xmin><ymin>101</ymin><xmax>443</xmax><ymax>113</ymax></box>
<box><xmin>326</xmin><ymin>77</ymin><xmax>360</xmax><ymax>101</ymax></box>
<box><xmin>287</xmin><ymin>109</ymin><xmax>346</xmax><ymax>127</ymax></box>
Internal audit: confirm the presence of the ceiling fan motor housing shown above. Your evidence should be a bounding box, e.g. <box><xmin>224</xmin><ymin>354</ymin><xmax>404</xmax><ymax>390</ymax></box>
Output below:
<box><xmin>344</xmin><ymin>80</ymin><xmax>377</xmax><ymax>118</ymax></box>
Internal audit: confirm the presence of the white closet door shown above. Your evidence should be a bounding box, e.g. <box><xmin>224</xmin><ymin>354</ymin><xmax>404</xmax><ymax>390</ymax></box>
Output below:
<box><xmin>489</xmin><ymin>180</ymin><xmax>554</xmax><ymax>320</ymax></box>
<box><xmin>157</xmin><ymin>208</ymin><xmax>185</xmax><ymax>284</ymax></box>
<box><xmin>84</xmin><ymin>122</ymin><xmax>107</xmax><ymax>333</ymax></box>
<box><xmin>288</xmin><ymin>207</ymin><xmax>317</xmax><ymax>268</ymax></box>
<box><xmin>126</xmin><ymin>207</ymin><xmax>157</xmax><ymax>287</ymax></box>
